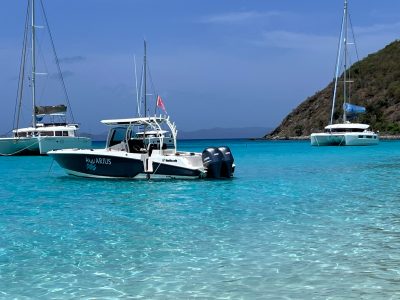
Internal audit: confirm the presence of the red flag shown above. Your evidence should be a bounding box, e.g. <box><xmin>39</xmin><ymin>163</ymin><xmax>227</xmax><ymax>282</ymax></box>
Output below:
<box><xmin>157</xmin><ymin>95</ymin><xmax>166</xmax><ymax>112</ymax></box>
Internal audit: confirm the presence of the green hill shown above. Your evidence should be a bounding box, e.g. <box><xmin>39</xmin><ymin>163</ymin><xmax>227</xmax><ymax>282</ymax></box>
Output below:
<box><xmin>267</xmin><ymin>40</ymin><xmax>400</xmax><ymax>139</ymax></box>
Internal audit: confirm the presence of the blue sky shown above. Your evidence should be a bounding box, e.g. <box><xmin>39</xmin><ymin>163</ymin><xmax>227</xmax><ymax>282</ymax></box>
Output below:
<box><xmin>0</xmin><ymin>0</ymin><xmax>399</xmax><ymax>133</ymax></box>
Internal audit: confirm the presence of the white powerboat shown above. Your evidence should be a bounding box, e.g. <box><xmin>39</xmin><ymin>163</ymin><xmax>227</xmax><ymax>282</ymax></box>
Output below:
<box><xmin>49</xmin><ymin>116</ymin><xmax>235</xmax><ymax>179</ymax></box>
<box><xmin>49</xmin><ymin>41</ymin><xmax>235</xmax><ymax>179</ymax></box>
<box><xmin>310</xmin><ymin>0</ymin><xmax>378</xmax><ymax>146</ymax></box>
<box><xmin>0</xmin><ymin>0</ymin><xmax>91</xmax><ymax>156</ymax></box>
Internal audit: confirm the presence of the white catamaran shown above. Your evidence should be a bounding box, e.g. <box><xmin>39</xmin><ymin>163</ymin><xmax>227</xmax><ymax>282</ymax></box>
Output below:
<box><xmin>310</xmin><ymin>0</ymin><xmax>378</xmax><ymax>146</ymax></box>
<box><xmin>0</xmin><ymin>0</ymin><xmax>91</xmax><ymax>156</ymax></box>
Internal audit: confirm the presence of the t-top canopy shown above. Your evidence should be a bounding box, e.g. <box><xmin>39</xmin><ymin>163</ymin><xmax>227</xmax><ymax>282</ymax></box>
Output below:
<box><xmin>100</xmin><ymin>116</ymin><xmax>168</xmax><ymax>126</ymax></box>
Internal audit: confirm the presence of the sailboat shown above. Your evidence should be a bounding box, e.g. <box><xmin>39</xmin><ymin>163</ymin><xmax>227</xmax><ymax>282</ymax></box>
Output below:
<box><xmin>0</xmin><ymin>0</ymin><xmax>91</xmax><ymax>156</ymax></box>
<box><xmin>310</xmin><ymin>0</ymin><xmax>378</xmax><ymax>146</ymax></box>
<box><xmin>48</xmin><ymin>41</ymin><xmax>235</xmax><ymax>179</ymax></box>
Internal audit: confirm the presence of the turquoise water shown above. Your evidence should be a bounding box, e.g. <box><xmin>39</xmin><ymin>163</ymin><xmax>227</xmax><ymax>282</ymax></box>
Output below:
<box><xmin>1</xmin><ymin>139</ymin><xmax>400</xmax><ymax>299</ymax></box>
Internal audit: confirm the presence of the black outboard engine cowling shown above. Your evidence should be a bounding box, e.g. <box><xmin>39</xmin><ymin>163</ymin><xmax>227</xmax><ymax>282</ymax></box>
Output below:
<box><xmin>202</xmin><ymin>147</ymin><xmax>223</xmax><ymax>179</ymax></box>
<box><xmin>218</xmin><ymin>146</ymin><xmax>234</xmax><ymax>178</ymax></box>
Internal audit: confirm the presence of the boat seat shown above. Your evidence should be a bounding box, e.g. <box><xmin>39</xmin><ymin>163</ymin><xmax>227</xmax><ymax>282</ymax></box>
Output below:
<box><xmin>128</xmin><ymin>139</ymin><xmax>145</xmax><ymax>153</ymax></box>
<box><xmin>109</xmin><ymin>141</ymin><xmax>127</xmax><ymax>151</ymax></box>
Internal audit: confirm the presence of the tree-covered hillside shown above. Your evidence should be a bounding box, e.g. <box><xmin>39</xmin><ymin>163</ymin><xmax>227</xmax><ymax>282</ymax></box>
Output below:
<box><xmin>267</xmin><ymin>40</ymin><xmax>400</xmax><ymax>138</ymax></box>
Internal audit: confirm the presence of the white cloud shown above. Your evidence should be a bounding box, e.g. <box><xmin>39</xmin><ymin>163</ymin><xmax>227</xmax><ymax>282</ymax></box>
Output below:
<box><xmin>200</xmin><ymin>11</ymin><xmax>284</xmax><ymax>24</ymax></box>
<box><xmin>354</xmin><ymin>21</ymin><xmax>400</xmax><ymax>35</ymax></box>
<box><xmin>256</xmin><ymin>30</ymin><xmax>336</xmax><ymax>51</ymax></box>
<box><xmin>58</xmin><ymin>56</ymin><xmax>86</xmax><ymax>64</ymax></box>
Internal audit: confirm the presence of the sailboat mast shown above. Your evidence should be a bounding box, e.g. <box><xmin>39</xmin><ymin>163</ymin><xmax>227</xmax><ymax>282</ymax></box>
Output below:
<box><xmin>143</xmin><ymin>40</ymin><xmax>147</xmax><ymax>118</ymax></box>
<box><xmin>342</xmin><ymin>0</ymin><xmax>348</xmax><ymax>123</ymax></box>
<box><xmin>31</xmin><ymin>0</ymin><xmax>37</xmax><ymax>128</ymax></box>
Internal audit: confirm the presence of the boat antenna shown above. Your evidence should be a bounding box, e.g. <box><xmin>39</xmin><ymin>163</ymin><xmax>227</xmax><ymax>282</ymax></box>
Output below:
<box><xmin>144</xmin><ymin>40</ymin><xmax>147</xmax><ymax>118</ymax></box>
<box><xmin>31</xmin><ymin>0</ymin><xmax>37</xmax><ymax>128</ymax></box>
<box><xmin>134</xmin><ymin>55</ymin><xmax>141</xmax><ymax>117</ymax></box>
<box><xmin>146</xmin><ymin>62</ymin><xmax>159</xmax><ymax>115</ymax></box>
<box><xmin>330</xmin><ymin>0</ymin><xmax>346</xmax><ymax>125</ymax></box>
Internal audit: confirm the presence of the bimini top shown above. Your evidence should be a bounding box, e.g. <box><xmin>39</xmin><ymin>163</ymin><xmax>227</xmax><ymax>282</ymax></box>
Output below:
<box><xmin>35</xmin><ymin>105</ymin><xmax>67</xmax><ymax>116</ymax></box>
<box><xmin>101</xmin><ymin>115</ymin><xmax>178</xmax><ymax>142</ymax></box>
<box><xmin>324</xmin><ymin>123</ymin><xmax>370</xmax><ymax>130</ymax></box>
<box><xmin>101</xmin><ymin>116</ymin><xmax>168</xmax><ymax>126</ymax></box>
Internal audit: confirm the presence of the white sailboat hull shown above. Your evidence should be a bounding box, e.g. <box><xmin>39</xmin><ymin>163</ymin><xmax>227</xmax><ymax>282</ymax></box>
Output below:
<box><xmin>310</xmin><ymin>132</ymin><xmax>379</xmax><ymax>146</ymax></box>
<box><xmin>38</xmin><ymin>136</ymin><xmax>91</xmax><ymax>154</ymax></box>
<box><xmin>0</xmin><ymin>136</ymin><xmax>91</xmax><ymax>156</ymax></box>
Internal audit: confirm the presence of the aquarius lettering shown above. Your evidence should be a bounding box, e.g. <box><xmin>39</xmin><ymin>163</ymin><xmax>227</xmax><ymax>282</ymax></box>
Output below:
<box><xmin>85</xmin><ymin>157</ymin><xmax>112</xmax><ymax>165</ymax></box>
<box><xmin>85</xmin><ymin>157</ymin><xmax>112</xmax><ymax>171</ymax></box>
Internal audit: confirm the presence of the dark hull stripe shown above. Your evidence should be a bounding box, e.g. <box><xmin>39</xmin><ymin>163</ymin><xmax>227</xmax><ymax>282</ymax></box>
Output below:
<box><xmin>152</xmin><ymin>162</ymin><xmax>202</xmax><ymax>177</ymax></box>
<box><xmin>52</xmin><ymin>153</ymin><xmax>144</xmax><ymax>178</ymax></box>
<box><xmin>51</xmin><ymin>153</ymin><xmax>204</xmax><ymax>179</ymax></box>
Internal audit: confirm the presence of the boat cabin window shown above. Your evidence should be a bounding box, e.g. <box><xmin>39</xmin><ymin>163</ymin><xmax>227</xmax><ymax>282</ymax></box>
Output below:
<box><xmin>55</xmin><ymin>131</ymin><xmax>62</xmax><ymax>136</ymax></box>
<box><xmin>15</xmin><ymin>132</ymin><xmax>27</xmax><ymax>137</ymax></box>
<box><xmin>40</xmin><ymin>132</ymin><xmax>54</xmax><ymax>136</ymax></box>
<box><xmin>325</xmin><ymin>128</ymin><xmax>365</xmax><ymax>133</ymax></box>
<box><xmin>63</xmin><ymin>131</ymin><xmax>69</xmax><ymax>136</ymax></box>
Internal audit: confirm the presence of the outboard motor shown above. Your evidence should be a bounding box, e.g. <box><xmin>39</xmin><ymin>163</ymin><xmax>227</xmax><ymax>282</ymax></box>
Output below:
<box><xmin>218</xmin><ymin>146</ymin><xmax>234</xmax><ymax>178</ymax></box>
<box><xmin>202</xmin><ymin>147</ymin><xmax>223</xmax><ymax>178</ymax></box>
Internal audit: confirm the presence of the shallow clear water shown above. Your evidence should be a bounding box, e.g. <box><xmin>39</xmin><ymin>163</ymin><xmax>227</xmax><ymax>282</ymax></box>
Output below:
<box><xmin>1</xmin><ymin>139</ymin><xmax>400</xmax><ymax>299</ymax></box>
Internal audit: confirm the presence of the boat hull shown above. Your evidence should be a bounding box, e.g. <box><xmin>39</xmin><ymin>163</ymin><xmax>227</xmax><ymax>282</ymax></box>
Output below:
<box><xmin>310</xmin><ymin>132</ymin><xmax>379</xmax><ymax>146</ymax></box>
<box><xmin>50</xmin><ymin>152</ymin><xmax>145</xmax><ymax>178</ymax></box>
<box><xmin>151</xmin><ymin>162</ymin><xmax>203</xmax><ymax>178</ymax></box>
<box><xmin>38</xmin><ymin>136</ymin><xmax>91</xmax><ymax>154</ymax></box>
<box><xmin>0</xmin><ymin>136</ymin><xmax>92</xmax><ymax>156</ymax></box>
<box><xmin>0</xmin><ymin>137</ymin><xmax>40</xmax><ymax>155</ymax></box>
<box><xmin>48</xmin><ymin>149</ymin><xmax>205</xmax><ymax>179</ymax></box>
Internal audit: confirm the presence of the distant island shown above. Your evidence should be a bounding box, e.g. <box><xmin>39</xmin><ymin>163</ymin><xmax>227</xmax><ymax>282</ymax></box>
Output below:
<box><xmin>178</xmin><ymin>127</ymin><xmax>272</xmax><ymax>140</ymax></box>
<box><xmin>81</xmin><ymin>126</ymin><xmax>272</xmax><ymax>141</ymax></box>
<box><xmin>266</xmin><ymin>40</ymin><xmax>400</xmax><ymax>139</ymax></box>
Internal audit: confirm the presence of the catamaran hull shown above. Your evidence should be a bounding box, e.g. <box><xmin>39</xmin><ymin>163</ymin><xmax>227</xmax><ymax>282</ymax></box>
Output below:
<box><xmin>0</xmin><ymin>137</ymin><xmax>39</xmax><ymax>155</ymax></box>
<box><xmin>38</xmin><ymin>137</ymin><xmax>91</xmax><ymax>154</ymax></box>
<box><xmin>0</xmin><ymin>136</ymin><xmax>91</xmax><ymax>156</ymax></box>
<box><xmin>48</xmin><ymin>151</ymin><xmax>205</xmax><ymax>179</ymax></box>
<box><xmin>311</xmin><ymin>133</ymin><xmax>379</xmax><ymax>146</ymax></box>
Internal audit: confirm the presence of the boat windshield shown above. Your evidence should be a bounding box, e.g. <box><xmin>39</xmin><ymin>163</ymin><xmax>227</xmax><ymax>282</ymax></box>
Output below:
<box><xmin>325</xmin><ymin>128</ymin><xmax>365</xmax><ymax>133</ymax></box>
<box><xmin>108</xmin><ymin>127</ymin><xmax>128</xmax><ymax>147</ymax></box>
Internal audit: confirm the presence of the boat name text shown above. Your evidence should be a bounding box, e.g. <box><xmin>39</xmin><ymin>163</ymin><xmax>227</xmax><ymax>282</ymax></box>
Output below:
<box><xmin>85</xmin><ymin>157</ymin><xmax>112</xmax><ymax>165</ymax></box>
